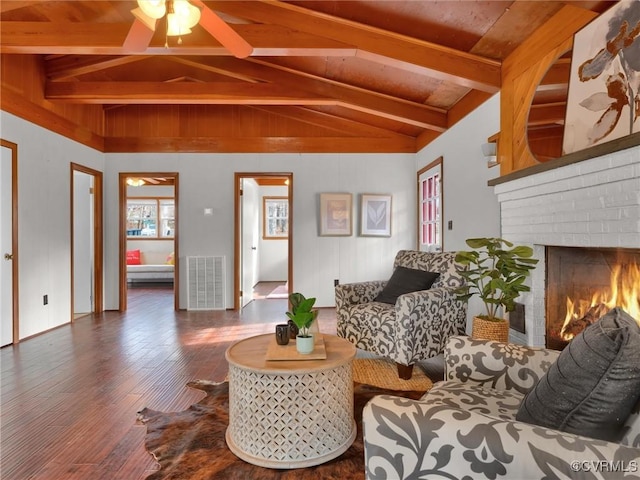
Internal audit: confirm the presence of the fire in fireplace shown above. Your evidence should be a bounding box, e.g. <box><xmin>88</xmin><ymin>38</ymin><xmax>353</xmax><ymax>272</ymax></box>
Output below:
<box><xmin>545</xmin><ymin>246</ymin><xmax>640</xmax><ymax>350</ymax></box>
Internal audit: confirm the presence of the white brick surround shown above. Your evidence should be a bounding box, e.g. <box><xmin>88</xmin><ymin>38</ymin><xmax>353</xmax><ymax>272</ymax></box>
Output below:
<box><xmin>493</xmin><ymin>146</ymin><xmax>640</xmax><ymax>346</ymax></box>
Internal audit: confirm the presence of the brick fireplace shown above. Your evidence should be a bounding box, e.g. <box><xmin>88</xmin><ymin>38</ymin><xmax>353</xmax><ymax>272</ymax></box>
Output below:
<box><xmin>493</xmin><ymin>146</ymin><xmax>640</xmax><ymax>347</ymax></box>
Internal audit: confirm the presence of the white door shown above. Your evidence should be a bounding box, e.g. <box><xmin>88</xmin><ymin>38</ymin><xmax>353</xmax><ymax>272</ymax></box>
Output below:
<box><xmin>241</xmin><ymin>179</ymin><xmax>259</xmax><ymax>308</ymax></box>
<box><xmin>1</xmin><ymin>143</ymin><xmax>14</xmax><ymax>346</ymax></box>
<box><xmin>73</xmin><ymin>171</ymin><xmax>94</xmax><ymax>316</ymax></box>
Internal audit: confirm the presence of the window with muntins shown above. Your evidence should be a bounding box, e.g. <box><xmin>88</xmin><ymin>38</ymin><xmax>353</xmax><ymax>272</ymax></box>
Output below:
<box><xmin>127</xmin><ymin>198</ymin><xmax>174</xmax><ymax>238</ymax></box>
<box><xmin>418</xmin><ymin>158</ymin><xmax>442</xmax><ymax>251</ymax></box>
<box><xmin>263</xmin><ymin>196</ymin><xmax>289</xmax><ymax>239</ymax></box>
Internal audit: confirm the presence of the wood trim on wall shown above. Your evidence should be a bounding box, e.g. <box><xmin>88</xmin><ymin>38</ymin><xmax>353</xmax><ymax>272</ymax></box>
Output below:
<box><xmin>119</xmin><ymin>172</ymin><xmax>179</xmax><ymax>311</ymax></box>
<box><xmin>1</xmin><ymin>139</ymin><xmax>19</xmax><ymax>344</ymax></box>
<box><xmin>416</xmin><ymin>156</ymin><xmax>443</xmax><ymax>251</ymax></box>
<box><xmin>70</xmin><ymin>163</ymin><xmax>104</xmax><ymax>318</ymax></box>
<box><xmin>234</xmin><ymin>172</ymin><xmax>293</xmax><ymax>311</ymax></box>
<box><xmin>499</xmin><ymin>5</ymin><xmax>598</xmax><ymax>177</ymax></box>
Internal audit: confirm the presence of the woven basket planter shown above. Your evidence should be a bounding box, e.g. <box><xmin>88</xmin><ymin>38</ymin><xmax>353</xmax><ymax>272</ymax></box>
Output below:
<box><xmin>472</xmin><ymin>316</ymin><xmax>509</xmax><ymax>343</ymax></box>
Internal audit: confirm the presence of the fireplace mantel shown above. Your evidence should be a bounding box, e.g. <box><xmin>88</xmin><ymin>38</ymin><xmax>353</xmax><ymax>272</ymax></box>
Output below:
<box><xmin>489</xmin><ymin>132</ymin><xmax>640</xmax><ymax>187</ymax></box>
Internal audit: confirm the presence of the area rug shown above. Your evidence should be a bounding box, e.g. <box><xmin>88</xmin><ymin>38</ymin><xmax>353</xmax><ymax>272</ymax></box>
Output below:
<box><xmin>352</xmin><ymin>357</ymin><xmax>433</xmax><ymax>391</ymax></box>
<box><xmin>137</xmin><ymin>380</ymin><xmax>426</xmax><ymax>479</ymax></box>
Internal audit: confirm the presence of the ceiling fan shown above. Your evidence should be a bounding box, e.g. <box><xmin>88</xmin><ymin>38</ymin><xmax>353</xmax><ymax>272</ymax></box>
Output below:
<box><xmin>123</xmin><ymin>0</ymin><xmax>253</xmax><ymax>58</ymax></box>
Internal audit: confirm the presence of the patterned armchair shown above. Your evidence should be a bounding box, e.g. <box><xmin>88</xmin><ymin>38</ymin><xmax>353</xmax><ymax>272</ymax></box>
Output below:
<box><xmin>363</xmin><ymin>336</ymin><xmax>640</xmax><ymax>480</ymax></box>
<box><xmin>335</xmin><ymin>250</ymin><xmax>467</xmax><ymax>379</ymax></box>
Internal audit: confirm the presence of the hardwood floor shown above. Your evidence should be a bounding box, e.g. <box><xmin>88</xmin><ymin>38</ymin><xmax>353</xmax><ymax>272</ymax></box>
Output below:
<box><xmin>1</xmin><ymin>287</ymin><xmax>335</xmax><ymax>479</ymax></box>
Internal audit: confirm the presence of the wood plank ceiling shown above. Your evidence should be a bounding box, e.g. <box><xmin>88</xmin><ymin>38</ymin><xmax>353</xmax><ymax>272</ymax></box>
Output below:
<box><xmin>0</xmin><ymin>0</ymin><xmax>612</xmax><ymax>153</ymax></box>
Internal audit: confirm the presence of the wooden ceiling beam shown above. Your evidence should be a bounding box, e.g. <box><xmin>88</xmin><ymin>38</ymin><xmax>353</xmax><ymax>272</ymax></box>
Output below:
<box><xmin>248</xmin><ymin>105</ymin><xmax>413</xmax><ymax>139</ymax></box>
<box><xmin>46</xmin><ymin>55</ymin><xmax>152</xmax><ymax>80</ymax></box>
<box><xmin>45</xmin><ymin>76</ymin><xmax>446</xmax><ymax>130</ymax></box>
<box><xmin>45</xmin><ymin>81</ymin><xmax>336</xmax><ymax>105</ymax></box>
<box><xmin>172</xmin><ymin>56</ymin><xmax>447</xmax><ymax>130</ymax></box>
<box><xmin>0</xmin><ymin>22</ymin><xmax>356</xmax><ymax>56</ymax></box>
<box><xmin>0</xmin><ymin>1</ymin><xmax>45</xmax><ymax>14</ymax></box>
<box><xmin>204</xmin><ymin>0</ymin><xmax>501</xmax><ymax>92</ymax></box>
<box><xmin>104</xmin><ymin>135</ymin><xmax>417</xmax><ymax>153</ymax></box>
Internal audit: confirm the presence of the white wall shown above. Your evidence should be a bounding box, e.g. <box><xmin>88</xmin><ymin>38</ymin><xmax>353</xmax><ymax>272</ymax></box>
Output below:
<box><xmin>104</xmin><ymin>152</ymin><xmax>417</xmax><ymax>308</ymax></box>
<box><xmin>1</xmin><ymin>112</ymin><xmax>104</xmax><ymax>339</ymax></box>
<box><xmin>2</xmin><ymin>95</ymin><xmax>505</xmax><ymax>336</ymax></box>
<box><xmin>415</xmin><ymin>93</ymin><xmax>502</xmax><ymax>330</ymax></box>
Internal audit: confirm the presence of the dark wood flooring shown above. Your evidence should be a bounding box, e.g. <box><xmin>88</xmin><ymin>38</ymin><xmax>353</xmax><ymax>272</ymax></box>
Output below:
<box><xmin>1</xmin><ymin>284</ymin><xmax>442</xmax><ymax>479</ymax></box>
<box><xmin>0</xmin><ymin>286</ymin><xmax>321</xmax><ymax>479</ymax></box>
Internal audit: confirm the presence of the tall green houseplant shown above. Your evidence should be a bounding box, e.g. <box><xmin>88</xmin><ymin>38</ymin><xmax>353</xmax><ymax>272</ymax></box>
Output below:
<box><xmin>455</xmin><ymin>237</ymin><xmax>538</xmax><ymax>322</ymax></box>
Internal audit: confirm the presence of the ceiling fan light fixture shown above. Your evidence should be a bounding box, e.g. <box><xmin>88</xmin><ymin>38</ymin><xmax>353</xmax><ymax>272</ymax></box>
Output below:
<box><xmin>173</xmin><ymin>0</ymin><xmax>201</xmax><ymax>29</ymax></box>
<box><xmin>137</xmin><ymin>0</ymin><xmax>166</xmax><ymax>19</ymax></box>
<box><xmin>166</xmin><ymin>12</ymin><xmax>192</xmax><ymax>37</ymax></box>
<box><xmin>127</xmin><ymin>178</ymin><xmax>146</xmax><ymax>187</ymax></box>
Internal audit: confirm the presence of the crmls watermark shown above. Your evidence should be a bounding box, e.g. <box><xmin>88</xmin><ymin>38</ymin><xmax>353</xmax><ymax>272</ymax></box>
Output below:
<box><xmin>571</xmin><ymin>460</ymin><xmax>639</xmax><ymax>473</ymax></box>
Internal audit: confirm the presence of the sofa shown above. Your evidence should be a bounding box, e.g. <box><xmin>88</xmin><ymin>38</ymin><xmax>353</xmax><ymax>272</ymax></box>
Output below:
<box><xmin>336</xmin><ymin>250</ymin><xmax>467</xmax><ymax>379</ymax></box>
<box><xmin>126</xmin><ymin>249</ymin><xmax>174</xmax><ymax>284</ymax></box>
<box><xmin>363</xmin><ymin>329</ymin><xmax>640</xmax><ymax>479</ymax></box>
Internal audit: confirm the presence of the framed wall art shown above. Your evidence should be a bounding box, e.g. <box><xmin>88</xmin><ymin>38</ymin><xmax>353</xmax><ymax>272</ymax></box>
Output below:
<box><xmin>360</xmin><ymin>194</ymin><xmax>392</xmax><ymax>237</ymax></box>
<box><xmin>563</xmin><ymin>1</ymin><xmax>640</xmax><ymax>155</ymax></box>
<box><xmin>319</xmin><ymin>193</ymin><xmax>352</xmax><ymax>236</ymax></box>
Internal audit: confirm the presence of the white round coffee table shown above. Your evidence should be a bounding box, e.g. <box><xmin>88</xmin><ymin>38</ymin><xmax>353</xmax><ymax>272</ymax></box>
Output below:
<box><xmin>225</xmin><ymin>333</ymin><xmax>357</xmax><ymax>469</ymax></box>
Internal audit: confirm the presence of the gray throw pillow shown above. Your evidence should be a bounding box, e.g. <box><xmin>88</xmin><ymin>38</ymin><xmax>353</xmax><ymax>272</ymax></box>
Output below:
<box><xmin>374</xmin><ymin>267</ymin><xmax>439</xmax><ymax>305</ymax></box>
<box><xmin>516</xmin><ymin>307</ymin><xmax>640</xmax><ymax>441</ymax></box>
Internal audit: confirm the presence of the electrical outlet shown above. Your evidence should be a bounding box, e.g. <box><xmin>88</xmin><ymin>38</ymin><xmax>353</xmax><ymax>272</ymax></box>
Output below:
<box><xmin>448</xmin><ymin>220</ymin><xmax>453</xmax><ymax>230</ymax></box>
<box><xmin>334</xmin><ymin>279</ymin><xmax>339</xmax><ymax>287</ymax></box>
<box><xmin>43</xmin><ymin>294</ymin><xmax>48</xmax><ymax>305</ymax></box>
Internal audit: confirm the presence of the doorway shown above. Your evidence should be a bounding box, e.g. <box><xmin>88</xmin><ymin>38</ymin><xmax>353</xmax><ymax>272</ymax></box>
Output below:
<box><xmin>119</xmin><ymin>173</ymin><xmax>178</xmax><ymax>311</ymax></box>
<box><xmin>1</xmin><ymin>139</ymin><xmax>18</xmax><ymax>346</ymax></box>
<box><xmin>71</xmin><ymin>163</ymin><xmax>103</xmax><ymax>321</ymax></box>
<box><xmin>234</xmin><ymin>173</ymin><xmax>292</xmax><ymax>310</ymax></box>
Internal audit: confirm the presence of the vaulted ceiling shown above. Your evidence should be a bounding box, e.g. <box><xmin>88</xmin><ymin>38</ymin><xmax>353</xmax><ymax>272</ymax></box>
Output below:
<box><xmin>0</xmin><ymin>1</ymin><xmax>612</xmax><ymax>153</ymax></box>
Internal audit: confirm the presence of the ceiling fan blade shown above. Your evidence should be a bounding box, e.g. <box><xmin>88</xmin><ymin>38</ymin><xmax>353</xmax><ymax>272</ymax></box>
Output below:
<box><xmin>123</xmin><ymin>10</ymin><xmax>156</xmax><ymax>52</ymax></box>
<box><xmin>192</xmin><ymin>1</ymin><xmax>253</xmax><ymax>58</ymax></box>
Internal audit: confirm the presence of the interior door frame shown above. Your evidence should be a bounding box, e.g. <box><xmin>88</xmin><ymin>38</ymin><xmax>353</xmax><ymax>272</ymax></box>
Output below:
<box><xmin>70</xmin><ymin>163</ymin><xmax>103</xmax><ymax>320</ymax></box>
<box><xmin>119</xmin><ymin>172</ymin><xmax>179</xmax><ymax>311</ymax></box>
<box><xmin>234</xmin><ymin>172</ymin><xmax>293</xmax><ymax>310</ymax></box>
<box><xmin>1</xmin><ymin>139</ymin><xmax>19</xmax><ymax>344</ymax></box>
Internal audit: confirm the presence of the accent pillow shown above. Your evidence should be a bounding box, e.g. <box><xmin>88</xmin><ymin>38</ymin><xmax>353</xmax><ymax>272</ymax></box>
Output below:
<box><xmin>516</xmin><ymin>307</ymin><xmax>640</xmax><ymax>441</ymax></box>
<box><xmin>374</xmin><ymin>267</ymin><xmax>440</xmax><ymax>305</ymax></box>
<box><xmin>166</xmin><ymin>252</ymin><xmax>175</xmax><ymax>265</ymax></box>
<box><xmin>126</xmin><ymin>249</ymin><xmax>141</xmax><ymax>265</ymax></box>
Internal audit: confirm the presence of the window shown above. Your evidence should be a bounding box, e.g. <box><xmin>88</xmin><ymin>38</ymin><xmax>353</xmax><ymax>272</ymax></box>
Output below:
<box><xmin>418</xmin><ymin>158</ymin><xmax>442</xmax><ymax>252</ymax></box>
<box><xmin>263</xmin><ymin>196</ymin><xmax>289</xmax><ymax>239</ymax></box>
<box><xmin>127</xmin><ymin>198</ymin><xmax>174</xmax><ymax>238</ymax></box>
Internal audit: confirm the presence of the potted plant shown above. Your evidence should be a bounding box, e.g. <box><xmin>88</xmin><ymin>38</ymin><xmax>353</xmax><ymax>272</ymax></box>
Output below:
<box><xmin>455</xmin><ymin>237</ymin><xmax>538</xmax><ymax>342</ymax></box>
<box><xmin>286</xmin><ymin>292</ymin><xmax>319</xmax><ymax>354</ymax></box>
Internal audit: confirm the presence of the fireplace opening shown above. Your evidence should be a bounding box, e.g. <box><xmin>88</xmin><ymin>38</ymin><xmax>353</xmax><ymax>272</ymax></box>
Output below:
<box><xmin>545</xmin><ymin>246</ymin><xmax>640</xmax><ymax>350</ymax></box>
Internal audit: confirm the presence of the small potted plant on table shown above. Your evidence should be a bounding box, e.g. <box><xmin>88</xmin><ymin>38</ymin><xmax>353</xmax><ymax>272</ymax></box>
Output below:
<box><xmin>455</xmin><ymin>237</ymin><xmax>538</xmax><ymax>342</ymax></box>
<box><xmin>286</xmin><ymin>292</ymin><xmax>319</xmax><ymax>354</ymax></box>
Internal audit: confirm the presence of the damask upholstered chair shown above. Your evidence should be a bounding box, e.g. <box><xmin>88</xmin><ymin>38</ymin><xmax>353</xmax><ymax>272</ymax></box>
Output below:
<box><xmin>363</xmin><ymin>317</ymin><xmax>640</xmax><ymax>480</ymax></box>
<box><xmin>335</xmin><ymin>250</ymin><xmax>467</xmax><ymax>379</ymax></box>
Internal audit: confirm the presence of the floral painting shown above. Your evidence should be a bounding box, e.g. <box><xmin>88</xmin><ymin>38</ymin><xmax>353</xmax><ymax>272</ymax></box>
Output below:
<box><xmin>563</xmin><ymin>1</ymin><xmax>640</xmax><ymax>154</ymax></box>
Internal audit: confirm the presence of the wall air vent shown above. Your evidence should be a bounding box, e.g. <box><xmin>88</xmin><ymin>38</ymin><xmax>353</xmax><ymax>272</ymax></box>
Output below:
<box><xmin>186</xmin><ymin>256</ymin><xmax>225</xmax><ymax>310</ymax></box>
